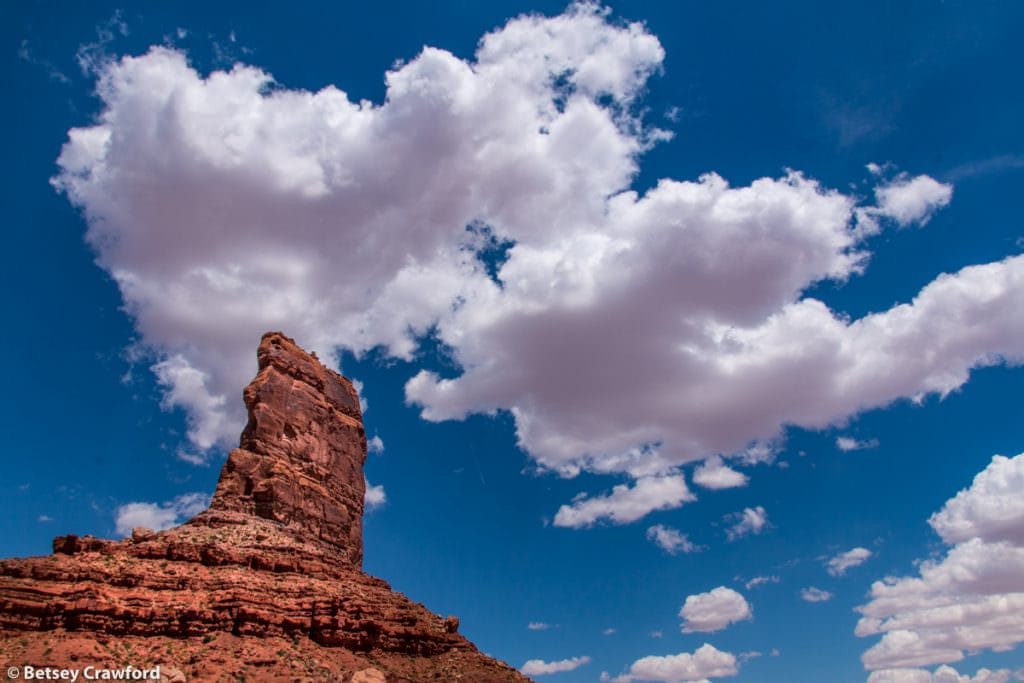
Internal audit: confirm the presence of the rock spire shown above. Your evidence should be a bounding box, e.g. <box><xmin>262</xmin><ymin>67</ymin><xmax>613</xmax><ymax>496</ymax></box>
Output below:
<box><xmin>210</xmin><ymin>332</ymin><xmax>367</xmax><ymax>565</ymax></box>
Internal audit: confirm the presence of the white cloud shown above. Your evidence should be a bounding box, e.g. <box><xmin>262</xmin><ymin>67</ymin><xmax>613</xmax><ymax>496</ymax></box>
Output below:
<box><xmin>352</xmin><ymin>378</ymin><xmax>369</xmax><ymax>414</ymax></box>
<box><xmin>872</xmin><ymin>173</ymin><xmax>953</xmax><ymax>227</ymax></box>
<box><xmin>725</xmin><ymin>506</ymin><xmax>768</xmax><ymax>541</ymax></box>
<box><xmin>37</xmin><ymin>515</ymin><xmax>53</xmax><ymax>523</ymax></box>
<box><xmin>367</xmin><ymin>435</ymin><xmax>385</xmax><ymax>454</ymax></box>
<box><xmin>52</xmin><ymin>4</ymin><xmax>665</xmax><ymax>464</ymax></box>
<box><xmin>801</xmin><ymin>587</ymin><xmax>834</xmax><ymax>603</ymax></box>
<box><xmin>736</xmin><ymin>442</ymin><xmax>779</xmax><ymax>466</ymax></box>
<box><xmin>114</xmin><ymin>492</ymin><xmax>209</xmax><ymax>536</ymax></box>
<box><xmin>647</xmin><ymin>524</ymin><xmax>700</xmax><ymax>555</ymax></box>
<box><xmin>868</xmin><ymin>666</ymin><xmax>1013</xmax><ymax>683</ymax></box>
<box><xmin>744</xmin><ymin>575</ymin><xmax>779</xmax><ymax>590</ymax></box>
<box><xmin>608</xmin><ymin>643</ymin><xmax>739</xmax><ymax>682</ymax></box>
<box><xmin>152</xmin><ymin>355</ymin><xmax>229</xmax><ymax>456</ymax></box>
<box><xmin>857</xmin><ymin>453</ymin><xmax>1024</xmax><ymax>671</ymax></box>
<box><xmin>528</xmin><ymin>622</ymin><xmax>552</xmax><ymax>631</ymax></box>
<box><xmin>837</xmin><ymin>436</ymin><xmax>880</xmax><ymax>452</ymax></box>
<box><xmin>521</xmin><ymin>656</ymin><xmax>591</xmax><ymax>676</ymax></box>
<box><xmin>679</xmin><ymin>587</ymin><xmax>752</xmax><ymax>633</ymax></box>
<box><xmin>928</xmin><ymin>454</ymin><xmax>1024</xmax><ymax>545</ymax></box>
<box><xmin>52</xmin><ymin>1</ymin><xmax>1024</xmax><ymax>510</ymax></box>
<box><xmin>364</xmin><ymin>479</ymin><xmax>387</xmax><ymax>509</ymax></box>
<box><xmin>932</xmin><ymin>667</ymin><xmax>1012</xmax><ymax>683</ymax></box>
<box><xmin>692</xmin><ymin>456</ymin><xmax>749</xmax><ymax>490</ymax></box>
<box><xmin>868</xmin><ymin>670</ymin><xmax>946</xmax><ymax>683</ymax></box>
<box><xmin>553</xmin><ymin>475</ymin><xmax>695</xmax><ymax>528</ymax></box>
<box><xmin>828</xmin><ymin>547</ymin><xmax>873</xmax><ymax>576</ymax></box>
<box><xmin>604</xmin><ymin>628</ymin><xmax>617</xmax><ymax>635</ymax></box>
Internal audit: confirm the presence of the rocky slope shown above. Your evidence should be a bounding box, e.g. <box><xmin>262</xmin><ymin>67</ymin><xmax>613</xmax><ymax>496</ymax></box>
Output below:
<box><xmin>0</xmin><ymin>332</ymin><xmax>530</xmax><ymax>683</ymax></box>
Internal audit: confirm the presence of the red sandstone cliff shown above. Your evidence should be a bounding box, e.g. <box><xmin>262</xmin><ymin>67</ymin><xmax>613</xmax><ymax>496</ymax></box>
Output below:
<box><xmin>0</xmin><ymin>332</ymin><xmax>531</xmax><ymax>683</ymax></box>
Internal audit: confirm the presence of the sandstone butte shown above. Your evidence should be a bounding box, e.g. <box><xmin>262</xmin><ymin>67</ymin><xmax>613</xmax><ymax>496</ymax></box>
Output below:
<box><xmin>0</xmin><ymin>332</ymin><xmax>533</xmax><ymax>683</ymax></box>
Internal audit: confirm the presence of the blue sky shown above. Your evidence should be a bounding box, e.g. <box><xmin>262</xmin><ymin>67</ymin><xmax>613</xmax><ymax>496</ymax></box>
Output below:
<box><xmin>3</xmin><ymin>2</ymin><xmax>1024</xmax><ymax>682</ymax></box>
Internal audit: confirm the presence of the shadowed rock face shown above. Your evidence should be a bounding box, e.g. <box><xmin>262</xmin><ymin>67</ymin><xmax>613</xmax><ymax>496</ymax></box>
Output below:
<box><xmin>210</xmin><ymin>332</ymin><xmax>368</xmax><ymax>566</ymax></box>
<box><xmin>0</xmin><ymin>332</ymin><xmax>531</xmax><ymax>683</ymax></box>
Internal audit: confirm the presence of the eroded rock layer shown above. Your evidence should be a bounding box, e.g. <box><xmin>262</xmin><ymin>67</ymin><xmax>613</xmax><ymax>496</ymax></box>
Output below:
<box><xmin>0</xmin><ymin>332</ymin><xmax>529</xmax><ymax>683</ymax></box>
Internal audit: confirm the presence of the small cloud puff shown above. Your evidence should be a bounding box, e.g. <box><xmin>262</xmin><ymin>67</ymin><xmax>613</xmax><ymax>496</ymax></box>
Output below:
<box><xmin>725</xmin><ymin>506</ymin><xmax>769</xmax><ymax>541</ymax></box>
<box><xmin>827</xmin><ymin>547</ymin><xmax>873</xmax><ymax>576</ymax></box>
<box><xmin>679</xmin><ymin>586</ymin><xmax>752</xmax><ymax>633</ymax></box>
<box><xmin>836</xmin><ymin>436</ymin><xmax>879</xmax><ymax>452</ymax></box>
<box><xmin>646</xmin><ymin>524</ymin><xmax>701</xmax><ymax>555</ymax></box>
<box><xmin>521</xmin><ymin>655</ymin><xmax>590</xmax><ymax>676</ymax></box>
<box><xmin>604</xmin><ymin>644</ymin><xmax>738</xmax><ymax>683</ymax></box>
<box><xmin>364</xmin><ymin>479</ymin><xmax>387</xmax><ymax>509</ymax></box>
<box><xmin>744</xmin><ymin>575</ymin><xmax>779</xmax><ymax>590</ymax></box>
<box><xmin>553</xmin><ymin>475</ymin><xmax>695</xmax><ymax>528</ymax></box>
<box><xmin>801</xmin><ymin>587</ymin><xmax>834</xmax><ymax>603</ymax></box>
<box><xmin>693</xmin><ymin>456</ymin><xmax>749</xmax><ymax>490</ymax></box>
<box><xmin>872</xmin><ymin>172</ymin><xmax>953</xmax><ymax>227</ymax></box>
<box><xmin>114</xmin><ymin>492</ymin><xmax>210</xmax><ymax>536</ymax></box>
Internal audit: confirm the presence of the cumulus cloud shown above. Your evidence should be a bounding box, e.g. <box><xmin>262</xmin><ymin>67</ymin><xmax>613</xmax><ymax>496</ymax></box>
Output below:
<box><xmin>367</xmin><ymin>435</ymin><xmax>385</xmax><ymax>454</ymax></box>
<box><xmin>52</xmin><ymin>3</ymin><xmax>1024</xmax><ymax>524</ymax></box>
<box><xmin>364</xmin><ymin>479</ymin><xmax>387</xmax><ymax>509</ymax></box>
<box><xmin>679</xmin><ymin>587</ymin><xmax>752</xmax><ymax>633</ymax></box>
<box><xmin>553</xmin><ymin>475</ymin><xmax>695</xmax><ymax>528</ymax></box>
<box><xmin>868</xmin><ymin>666</ymin><xmax>1013</xmax><ymax>683</ymax></box>
<box><xmin>857</xmin><ymin>453</ymin><xmax>1024</xmax><ymax>671</ymax></box>
<box><xmin>647</xmin><ymin>524</ymin><xmax>700</xmax><ymax>555</ymax></box>
<box><xmin>928</xmin><ymin>454</ymin><xmax>1024</xmax><ymax>545</ymax></box>
<box><xmin>800</xmin><ymin>587</ymin><xmax>834</xmax><ymax>603</ymax></box>
<box><xmin>872</xmin><ymin>173</ymin><xmax>953</xmax><ymax>227</ymax></box>
<box><xmin>521</xmin><ymin>655</ymin><xmax>591</xmax><ymax>676</ymax></box>
<box><xmin>725</xmin><ymin>506</ymin><xmax>769</xmax><ymax>540</ymax></box>
<box><xmin>828</xmin><ymin>547</ymin><xmax>873</xmax><ymax>576</ymax></box>
<box><xmin>837</xmin><ymin>436</ymin><xmax>880</xmax><ymax>452</ymax></box>
<box><xmin>528</xmin><ymin>622</ymin><xmax>552</xmax><ymax>631</ymax></box>
<box><xmin>692</xmin><ymin>456</ymin><xmax>749</xmax><ymax>490</ymax></box>
<box><xmin>606</xmin><ymin>643</ymin><xmax>739</xmax><ymax>682</ymax></box>
<box><xmin>114</xmin><ymin>492</ymin><xmax>209</xmax><ymax>535</ymax></box>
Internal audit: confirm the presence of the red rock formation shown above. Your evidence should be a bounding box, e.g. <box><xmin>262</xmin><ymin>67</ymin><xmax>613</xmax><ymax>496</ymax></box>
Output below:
<box><xmin>210</xmin><ymin>333</ymin><xmax>368</xmax><ymax>566</ymax></box>
<box><xmin>0</xmin><ymin>332</ymin><xmax>531</xmax><ymax>683</ymax></box>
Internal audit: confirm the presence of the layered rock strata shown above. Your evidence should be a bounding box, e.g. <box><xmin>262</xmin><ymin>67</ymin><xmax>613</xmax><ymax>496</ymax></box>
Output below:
<box><xmin>0</xmin><ymin>332</ymin><xmax>530</xmax><ymax>683</ymax></box>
